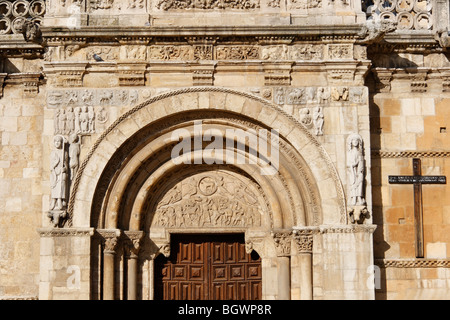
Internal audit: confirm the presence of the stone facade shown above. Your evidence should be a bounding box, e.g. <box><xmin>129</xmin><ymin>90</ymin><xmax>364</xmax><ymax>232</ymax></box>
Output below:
<box><xmin>0</xmin><ymin>0</ymin><xmax>449</xmax><ymax>300</ymax></box>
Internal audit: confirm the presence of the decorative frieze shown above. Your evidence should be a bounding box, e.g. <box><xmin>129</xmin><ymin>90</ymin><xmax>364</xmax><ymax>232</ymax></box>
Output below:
<box><xmin>375</xmin><ymin>259</ymin><xmax>450</xmax><ymax>268</ymax></box>
<box><xmin>372</xmin><ymin>150</ymin><xmax>450</xmax><ymax>159</ymax></box>
<box><xmin>47</xmin><ymin>88</ymin><xmax>140</xmax><ymax>109</ymax></box>
<box><xmin>38</xmin><ymin>227</ymin><xmax>95</xmax><ymax>237</ymax></box>
<box><xmin>271</xmin><ymin>86</ymin><xmax>364</xmax><ymax>105</ymax></box>
<box><xmin>155</xmin><ymin>0</ymin><xmax>260</xmax><ymax>10</ymax></box>
<box><xmin>216</xmin><ymin>46</ymin><xmax>259</xmax><ymax>60</ymax></box>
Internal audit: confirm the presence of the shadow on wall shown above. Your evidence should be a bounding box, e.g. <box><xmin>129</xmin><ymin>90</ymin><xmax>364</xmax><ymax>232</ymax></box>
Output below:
<box><xmin>365</xmin><ymin>74</ymin><xmax>391</xmax><ymax>300</ymax></box>
<box><xmin>1</xmin><ymin>58</ymin><xmax>21</xmax><ymax>73</ymax></box>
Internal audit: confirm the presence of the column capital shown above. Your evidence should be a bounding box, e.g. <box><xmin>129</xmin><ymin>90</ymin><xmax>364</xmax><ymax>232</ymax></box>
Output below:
<box><xmin>124</xmin><ymin>230</ymin><xmax>145</xmax><ymax>258</ymax></box>
<box><xmin>292</xmin><ymin>227</ymin><xmax>319</xmax><ymax>254</ymax></box>
<box><xmin>97</xmin><ymin>229</ymin><xmax>121</xmax><ymax>254</ymax></box>
<box><xmin>271</xmin><ymin>230</ymin><xmax>292</xmax><ymax>257</ymax></box>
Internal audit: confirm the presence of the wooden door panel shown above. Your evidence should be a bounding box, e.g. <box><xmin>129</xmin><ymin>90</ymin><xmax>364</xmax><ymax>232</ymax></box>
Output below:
<box><xmin>155</xmin><ymin>234</ymin><xmax>262</xmax><ymax>300</ymax></box>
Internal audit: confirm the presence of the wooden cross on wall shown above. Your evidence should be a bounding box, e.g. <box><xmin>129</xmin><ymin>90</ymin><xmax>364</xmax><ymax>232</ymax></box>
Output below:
<box><xmin>388</xmin><ymin>158</ymin><xmax>446</xmax><ymax>258</ymax></box>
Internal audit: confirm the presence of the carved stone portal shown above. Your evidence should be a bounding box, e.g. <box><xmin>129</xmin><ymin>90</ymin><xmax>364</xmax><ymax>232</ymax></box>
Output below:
<box><xmin>151</xmin><ymin>171</ymin><xmax>266</xmax><ymax>229</ymax></box>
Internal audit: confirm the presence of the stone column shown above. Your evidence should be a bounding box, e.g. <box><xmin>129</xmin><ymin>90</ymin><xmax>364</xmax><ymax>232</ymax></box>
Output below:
<box><xmin>124</xmin><ymin>231</ymin><xmax>144</xmax><ymax>300</ymax></box>
<box><xmin>98</xmin><ymin>229</ymin><xmax>121</xmax><ymax>300</ymax></box>
<box><xmin>292</xmin><ymin>227</ymin><xmax>318</xmax><ymax>300</ymax></box>
<box><xmin>272</xmin><ymin>230</ymin><xmax>292</xmax><ymax>300</ymax></box>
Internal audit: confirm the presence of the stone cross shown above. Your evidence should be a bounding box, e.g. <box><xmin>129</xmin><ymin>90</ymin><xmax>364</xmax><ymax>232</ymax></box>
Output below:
<box><xmin>388</xmin><ymin>158</ymin><xmax>446</xmax><ymax>258</ymax></box>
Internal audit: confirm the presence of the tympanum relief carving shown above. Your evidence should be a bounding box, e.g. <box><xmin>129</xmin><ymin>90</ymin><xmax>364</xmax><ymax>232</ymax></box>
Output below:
<box><xmin>152</xmin><ymin>172</ymin><xmax>266</xmax><ymax>229</ymax></box>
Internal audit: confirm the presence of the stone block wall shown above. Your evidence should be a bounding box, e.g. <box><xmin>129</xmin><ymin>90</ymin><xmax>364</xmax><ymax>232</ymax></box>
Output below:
<box><xmin>0</xmin><ymin>84</ymin><xmax>45</xmax><ymax>299</ymax></box>
<box><xmin>369</xmin><ymin>51</ymin><xmax>450</xmax><ymax>299</ymax></box>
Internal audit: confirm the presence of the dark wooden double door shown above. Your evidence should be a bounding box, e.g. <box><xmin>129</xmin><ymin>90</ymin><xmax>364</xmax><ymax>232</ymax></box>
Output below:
<box><xmin>155</xmin><ymin>234</ymin><xmax>262</xmax><ymax>300</ymax></box>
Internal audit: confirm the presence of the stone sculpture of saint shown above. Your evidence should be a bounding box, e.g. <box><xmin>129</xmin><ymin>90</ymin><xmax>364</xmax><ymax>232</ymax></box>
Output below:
<box><xmin>69</xmin><ymin>134</ymin><xmax>81</xmax><ymax>180</ymax></box>
<box><xmin>50</xmin><ymin>135</ymin><xmax>69</xmax><ymax>211</ymax></box>
<box><xmin>347</xmin><ymin>133</ymin><xmax>366</xmax><ymax>206</ymax></box>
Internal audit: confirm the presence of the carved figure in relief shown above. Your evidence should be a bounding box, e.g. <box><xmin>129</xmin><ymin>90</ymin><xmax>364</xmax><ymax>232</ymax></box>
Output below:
<box><xmin>66</xmin><ymin>107</ymin><xmax>75</xmax><ymax>135</ymax></box>
<box><xmin>274</xmin><ymin>88</ymin><xmax>285</xmax><ymax>105</ymax></box>
<box><xmin>347</xmin><ymin>133</ymin><xmax>366</xmax><ymax>206</ymax></box>
<box><xmin>317</xmin><ymin>87</ymin><xmax>330</xmax><ymax>103</ymax></box>
<box><xmin>68</xmin><ymin>134</ymin><xmax>81</xmax><ymax>180</ymax></box>
<box><xmin>79</xmin><ymin>106</ymin><xmax>89</xmax><ymax>133</ymax></box>
<box><xmin>299</xmin><ymin>108</ymin><xmax>313</xmax><ymax>128</ymax></box>
<box><xmin>58</xmin><ymin>109</ymin><xmax>67</xmax><ymax>135</ymax></box>
<box><xmin>331</xmin><ymin>87</ymin><xmax>349</xmax><ymax>101</ymax></box>
<box><xmin>97</xmin><ymin>106</ymin><xmax>108</xmax><ymax>124</ymax></box>
<box><xmin>88</xmin><ymin>106</ymin><xmax>95</xmax><ymax>133</ymax></box>
<box><xmin>287</xmin><ymin>88</ymin><xmax>305</xmax><ymax>104</ymax></box>
<box><xmin>313</xmin><ymin>106</ymin><xmax>324</xmax><ymax>136</ymax></box>
<box><xmin>50</xmin><ymin>136</ymin><xmax>69</xmax><ymax>211</ymax></box>
<box><xmin>82</xmin><ymin>89</ymin><xmax>94</xmax><ymax>106</ymax></box>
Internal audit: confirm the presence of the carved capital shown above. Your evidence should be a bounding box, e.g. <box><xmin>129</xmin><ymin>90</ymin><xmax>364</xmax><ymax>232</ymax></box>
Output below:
<box><xmin>271</xmin><ymin>230</ymin><xmax>292</xmax><ymax>257</ymax></box>
<box><xmin>292</xmin><ymin>227</ymin><xmax>319</xmax><ymax>254</ymax></box>
<box><xmin>124</xmin><ymin>231</ymin><xmax>145</xmax><ymax>258</ymax></box>
<box><xmin>98</xmin><ymin>229</ymin><xmax>121</xmax><ymax>254</ymax></box>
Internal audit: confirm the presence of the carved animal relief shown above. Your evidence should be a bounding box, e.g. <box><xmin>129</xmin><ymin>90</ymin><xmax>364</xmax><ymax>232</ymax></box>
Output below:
<box><xmin>153</xmin><ymin>173</ymin><xmax>264</xmax><ymax>229</ymax></box>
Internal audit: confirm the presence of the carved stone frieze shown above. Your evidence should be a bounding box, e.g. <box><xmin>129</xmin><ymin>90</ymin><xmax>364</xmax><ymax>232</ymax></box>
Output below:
<box><xmin>216</xmin><ymin>46</ymin><xmax>259</xmax><ymax>60</ymax></box>
<box><xmin>270</xmin><ymin>86</ymin><xmax>363</xmax><ymax>106</ymax></box>
<box><xmin>47</xmin><ymin>88</ymin><xmax>140</xmax><ymax>109</ymax></box>
<box><xmin>328</xmin><ymin>44</ymin><xmax>353</xmax><ymax>60</ymax></box>
<box><xmin>156</xmin><ymin>0</ymin><xmax>260</xmax><ymax>10</ymax></box>
<box><xmin>289</xmin><ymin>0</ymin><xmax>322</xmax><ymax>9</ymax></box>
<box><xmin>149</xmin><ymin>45</ymin><xmax>191</xmax><ymax>60</ymax></box>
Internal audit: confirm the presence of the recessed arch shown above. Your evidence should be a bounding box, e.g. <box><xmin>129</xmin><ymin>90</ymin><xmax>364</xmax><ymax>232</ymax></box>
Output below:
<box><xmin>68</xmin><ymin>87</ymin><xmax>347</xmax><ymax>230</ymax></box>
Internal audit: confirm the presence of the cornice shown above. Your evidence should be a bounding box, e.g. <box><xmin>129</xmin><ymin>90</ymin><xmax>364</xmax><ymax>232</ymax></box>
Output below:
<box><xmin>40</xmin><ymin>25</ymin><xmax>365</xmax><ymax>44</ymax></box>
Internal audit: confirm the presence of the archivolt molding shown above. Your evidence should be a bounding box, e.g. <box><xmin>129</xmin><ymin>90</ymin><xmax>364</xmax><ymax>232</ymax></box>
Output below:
<box><xmin>67</xmin><ymin>87</ymin><xmax>347</xmax><ymax>228</ymax></box>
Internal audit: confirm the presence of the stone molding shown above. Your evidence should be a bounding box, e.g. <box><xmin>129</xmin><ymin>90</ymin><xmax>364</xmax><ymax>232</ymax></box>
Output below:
<box><xmin>375</xmin><ymin>259</ymin><xmax>450</xmax><ymax>268</ymax></box>
<box><xmin>38</xmin><ymin>227</ymin><xmax>94</xmax><ymax>237</ymax></box>
<box><xmin>319</xmin><ymin>224</ymin><xmax>377</xmax><ymax>234</ymax></box>
<box><xmin>372</xmin><ymin>150</ymin><xmax>450</xmax><ymax>159</ymax></box>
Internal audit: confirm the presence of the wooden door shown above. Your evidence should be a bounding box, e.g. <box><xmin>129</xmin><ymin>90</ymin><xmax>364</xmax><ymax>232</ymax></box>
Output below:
<box><xmin>155</xmin><ymin>234</ymin><xmax>262</xmax><ymax>300</ymax></box>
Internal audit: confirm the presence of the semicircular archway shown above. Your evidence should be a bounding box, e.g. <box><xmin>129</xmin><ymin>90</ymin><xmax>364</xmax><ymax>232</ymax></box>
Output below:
<box><xmin>67</xmin><ymin>87</ymin><xmax>347</xmax><ymax>300</ymax></box>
